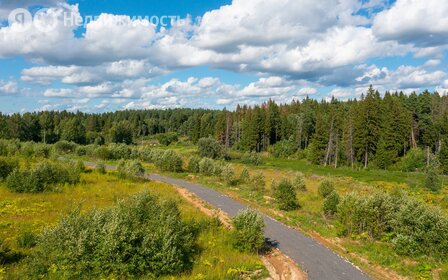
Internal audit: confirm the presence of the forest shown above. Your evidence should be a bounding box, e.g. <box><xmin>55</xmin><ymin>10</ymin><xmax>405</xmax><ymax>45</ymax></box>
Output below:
<box><xmin>1</xmin><ymin>86</ymin><xmax>447</xmax><ymax>173</ymax></box>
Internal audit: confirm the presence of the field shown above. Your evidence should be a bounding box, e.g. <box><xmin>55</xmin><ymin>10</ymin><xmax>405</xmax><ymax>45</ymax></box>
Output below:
<box><xmin>136</xmin><ymin>143</ymin><xmax>448</xmax><ymax>279</ymax></box>
<box><xmin>0</xmin><ymin>158</ymin><xmax>266</xmax><ymax>279</ymax></box>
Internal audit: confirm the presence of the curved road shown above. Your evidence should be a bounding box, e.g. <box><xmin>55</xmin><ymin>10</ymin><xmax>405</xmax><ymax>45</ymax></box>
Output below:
<box><xmin>86</xmin><ymin>161</ymin><xmax>371</xmax><ymax>280</ymax></box>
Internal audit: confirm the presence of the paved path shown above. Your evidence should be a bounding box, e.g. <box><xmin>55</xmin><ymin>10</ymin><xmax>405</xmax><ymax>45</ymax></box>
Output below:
<box><xmin>86</xmin><ymin>161</ymin><xmax>371</xmax><ymax>280</ymax></box>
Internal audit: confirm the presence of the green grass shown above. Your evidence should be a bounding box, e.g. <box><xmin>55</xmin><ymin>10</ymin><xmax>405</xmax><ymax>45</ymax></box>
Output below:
<box><xmin>0</xmin><ymin>161</ymin><xmax>266</xmax><ymax>279</ymax></box>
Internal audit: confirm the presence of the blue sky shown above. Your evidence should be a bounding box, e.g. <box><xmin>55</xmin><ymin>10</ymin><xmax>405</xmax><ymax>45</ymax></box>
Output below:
<box><xmin>0</xmin><ymin>0</ymin><xmax>447</xmax><ymax>113</ymax></box>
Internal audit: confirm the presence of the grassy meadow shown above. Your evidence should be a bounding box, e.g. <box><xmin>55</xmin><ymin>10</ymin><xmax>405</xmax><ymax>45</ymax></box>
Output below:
<box><xmin>0</xmin><ymin>159</ymin><xmax>266</xmax><ymax>279</ymax></box>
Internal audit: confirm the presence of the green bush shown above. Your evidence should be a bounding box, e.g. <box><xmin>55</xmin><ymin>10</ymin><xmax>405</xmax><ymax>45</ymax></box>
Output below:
<box><xmin>425</xmin><ymin>168</ymin><xmax>442</xmax><ymax>193</ymax></box>
<box><xmin>323</xmin><ymin>191</ymin><xmax>340</xmax><ymax>216</ymax></box>
<box><xmin>232</xmin><ymin>209</ymin><xmax>265</xmax><ymax>253</ymax></box>
<box><xmin>156</xmin><ymin>132</ymin><xmax>178</xmax><ymax>146</ymax></box>
<box><xmin>239</xmin><ymin>168</ymin><xmax>250</xmax><ymax>184</ymax></box>
<box><xmin>336</xmin><ymin>191</ymin><xmax>448</xmax><ymax>259</ymax></box>
<box><xmin>241</xmin><ymin>152</ymin><xmax>262</xmax><ymax>166</ymax></box>
<box><xmin>197</xmin><ymin>138</ymin><xmax>222</xmax><ymax>159</ymax></box>
<box><xmin>292</xmin><ymin>173</ymin><xmax>306</xmax><ymax>191</ymax></box>
<box><xmin>156</xmin><ymin>150</ymin><xmax>183</xmax><ymax>172</ymax></box>
<box><xmin>0</xmin><ymin>158</ymin><xmax>18</xmax><ymax>180</ymax></box>
<box><xmin>54</xmin><ymin>141</ymin><xmax>78</xmax><ymax>154</ymax></box>
<box><xmin>6</xmin><ymin>161</ymin><xmax>80</xmax><ymax>193</ymax></box>
<box><xmin>117</xmin><ymin>160</ymin><xmax>144</xmax><ymax>179</ymax></box>
<box><xmin>27</xmin><ymin>192</ymin><xmax>199</xmax><ymax>278</ymax></box>
<box><xmin>187</xmin><ymin>156</ymin><xmax>201</xmax><ymax>173</ymax></box>
<box><xmin>394</xmin><ymin>148</ymin><xmax>426</xmax><ymax>172</ymax></box>
<box><xmin>221</xmin><ymin>164</ymin><xmax>237</xmax><ymax>186</ymax></box>
<box><xmin>198</xmin><ymin>158</ymin><xmax>216</xmax><ymax>176</ymax></box>
<box><xmin>318</xmin><ymin>180</ymin><xmax>335</xmax><ymax>198</ymax></box>
<box><xmin>0</xmin><ymin>238</ymin><xmax>11</xmax><ymax>264</ymax></box>
<box><xmin>269</xmin><ymin>139</ymin><xmax>297</xmax><ymax>158</ymax></box>
<box><xmin>17</xmin><ymin>231</ymin><xmax>37</xmax><ymax>249</ymax></box>
<box><xmin>273</xmin><ymin>179</ymin><xmax>300</xmax><ymax>211</ymax></box>
<box><xmin>250</xmin><ymin>172</ymin><xmax>266</xmax><ymax>192</ymax></box>
<box><xmin>96</xmin><ymin>162</ymin><xmax>107</xmax><ymax>174</ymax></box>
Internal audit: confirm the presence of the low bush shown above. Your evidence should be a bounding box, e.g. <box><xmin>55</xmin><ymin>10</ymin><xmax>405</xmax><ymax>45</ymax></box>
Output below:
<box><xmin>292</xmin><ymin>173</ymin><xmax>306</xmax><ymax>191</ymax></box>
<box><xmin>273</xmin><ymin>179</ymin><xmax>300</xmax><ymax>211</ymax></box>
<box><xmin>394</xmin><ymin>148</ymin><xmax>426</xmax><ymax>172</ymax></box>
<box><xmin>269</xmin><ymin>139</ymin><xmax>297</xmax><ymax>158</ymax></box>
<box><xmin>187</xmin><ymin>156</ymin><xmax>201</xmax><ymax>173</ymax></box>
<box><xmin>27</xmin><ymin>192</ymin><xmax>199</xmax><ymax>278</ymax></box>
<box><xmin>96</xmin><ymin>162</ymin><xmax>106</xmax><ymax>174</ymax></box>
<box><xmin>318</xmin><ymin>179</ymin><xmax>335</xmax><ymax>198</ymax></box>
<box><xmin>323</xmin><ymin>191</ymin><xmax>340</xmax><ymax>216</ymax></box>
<box><xmin>0</xmin><ymin>157</ymin><xmax>18</xmax><ymax>180</ymax></box>
<box><xmin>156</xmin><ymin>132</ymin><xmax>178</xmax><ymax>146</ymax></box>
<box><xmin>239</xmin><ymin>168</ymin><xmax>250</xmax><ymax>184</ymax></box>
<box><xmin>336</xmin><ymin>191</ymin><xmax>448</xmax><ymax>259</ymax></box>
<box><xmin>17</xmin><ymin>231</ymin><xmax>37</xmax><ymax>249</ymax></box>
<box><xmin>0</xmin><ymin>238</ymin><xmax>11</xmax><ymax>264</ymax></box>
<box><xmin>197</xmin><ymin>138</ymin><xmax>222</xmax><ymax>159</ymax></box>
<box><xmin>54</xmin><ymin>141</ymin><xmax>78</xmax><ymax>154</ymax></box>
<box><xmin>241</xmin><ymin>153</ymin><xmax>262</xmax><ymax>166</ymax></box>
<box><xmin>117</xmin><ymin>160</ymin><xmax>145</xmax><ymax>179</ymax></box>
<box><xmin>232</xmin><ymin>209</ymin><xmax>265</xmax><ymax>253</ymax></box>
<box><xmin>250</xmin><ymin>172</ymin><xmax>266</xmax><ymax>192</ymax></box>
<box><xmin>6</xmin><ymin>161</ymin><xmax>80</xmax><ymax>193</ymax></box>
<box><xmin>198</xmin><ymin>158</ymin><xmax>217</xmax><ymax>176</ymax></box>
<box><xmin>425</xmin><ymin>168</ymin><xmax>442</xmax><ymax>193</ymax></box>
<box><xmin>155</xmin><ymin>150</ymin><xmax>183</xmax><ymax>172</ymax></box>
<box><xmin>221</xmin><ymin>164</ymin><xmax>237</xmax><ymax>186</ymax></box>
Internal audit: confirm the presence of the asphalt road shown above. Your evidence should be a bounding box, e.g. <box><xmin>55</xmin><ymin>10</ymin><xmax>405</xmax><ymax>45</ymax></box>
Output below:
<box><xmin>85</xmin><ymin>161</ymin><xmax>371</xmax><ymax>280</ymax></box>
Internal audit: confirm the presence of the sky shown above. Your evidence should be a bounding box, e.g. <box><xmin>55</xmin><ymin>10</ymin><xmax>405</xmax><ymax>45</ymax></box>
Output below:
<box><xmin>0</xmin><ymin>0</ymin><xmax>447</xmax><ymax>113</ymax></box>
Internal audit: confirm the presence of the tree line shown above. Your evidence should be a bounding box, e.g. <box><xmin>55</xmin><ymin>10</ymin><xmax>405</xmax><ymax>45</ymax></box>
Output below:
<box><xmin>1</xmin><ymin>86</ymin><xmax>448</xmax><ymax>172</ymax></box>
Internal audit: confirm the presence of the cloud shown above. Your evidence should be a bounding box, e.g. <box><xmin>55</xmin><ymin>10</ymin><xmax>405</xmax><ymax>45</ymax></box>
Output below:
<box><xmin>357</xmin><ymin>65</ymin><xmax>446</xmax><ymax>90</ymax></box>
<box><xmin>373</xmin><ymin>0</ymin><xmax>448</xmax><ymax>47</ymax></box>
<box><xmin>21</xmin><ymin>60</ymin><xmax>167</xmax><ymax>86</ymax></box>
<box><xmin>0</xmin><ymin>80</ymin><xmax>19</xmax><ymax>94</ymax></box>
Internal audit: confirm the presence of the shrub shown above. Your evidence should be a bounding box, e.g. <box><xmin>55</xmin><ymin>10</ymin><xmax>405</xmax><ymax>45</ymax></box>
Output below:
<box><xmin>425</xmin><ymin>168</ymin><xmax>442</xmax><ymax>193</ymax></box>
<box><xmin>395</xmin><ymin>148</ymin><xmax>426</xmax><ymax>172</ymax></box>
<box><xmin>117</xmin><ymin>160</ymin><xmax>144</xmax><ymax>179</ymax></box>
<box><xmin>292</xmin><ymin>173</ymin><xmax>306</xmax><ymax>191</ymax></box>
<box><xmin>0</xmin><ymin>238</ymin><xmax>11</xmax><ymax>264</ymax></box>
<box><xmin>75</xmin><ymin>145</ymin><xmax>87</xmax><ymax>156</ymax></box>
<box><xmin>187</xmin><ymin>156</ymin><xmax>201</xmax><ymax>173</ymax></box>
<box><xmin>318</xmin><ymin>180</ymin><xmax>335</xmax><ymax>198</ymax></box>
<box><xmin>232</xmin><ymin>209</ymin><xmax>265</xmax><ymax>253</ymax></box>
<box><xmin>336</xmin><ymin>191</ymin><xmax>448</xmax><ymax>259</ymax></box>
<box><xmin>94</xmin><ymin>146</ymin><xmax>111</xmax><ymax>160</ymax></box>
<box><xmin>250</xmin><ymin>172</ymin><xmax>266</xmax><ymax>192</ymax></box>
<box><xmin>239</xmin><ymin>168</ymin><xmax>250</xmax><ymax>184</ymax></box>
<box><xmin>156</xmin><ymin>132</ymin><xmax>178</xmax><ymax>146</ymax></box>
<box><xmin>34</xmin><ymin>144</ymin><xmax>51</xmax><ymax>158</ymax></box>
<box><xmin>108</xmin><ymin>143</ymin><xmax>133</xmax><ymax>160</ymax></box>
<box><xmin>6</xmin><ymin>169</ymin><xmax>43</xmax><ymax>193</ymax></box>
<box><xmin>17</xmin><ymin>231</ymin><xmax>37</xmax><ymax>249</ymax></box>
<box><xmin>269</xmin><ymin>139</ymin><xmax>297</xmax><ymax>158</ymax></box>
<box><xmin>6</xmin><ymin>161</ymin><xmax>80</xmax><ymax>193</ymax></box>
<box><xmin>273</xmin><ymin>179</ymin><xmax>300</xmax><ymax>211</ymax></box>
<box><xmin>323</xmin><ymin>191</ymin><xmax>340</xmax><ymax>216</ymax></box>
<box><xmin>198</xmin><ymin>158</ymin><xmax>216</xmax><ymax>176</ymax></box>
<box><xmin>241</xmin><ymin>152</ymin><xmax>262</xmax><ymax>166</ymax></box>
<box><xmin>0</xmin><ymin>158</ymin><xmax>18</xmax><ymax>180</ymax></box>
<box><xmin>28</xmin><ymin>192</ymin><xmax>199</xmax><ymax>278</ymax></box>
<box><xmin>96</xmin><ymin>162</ymin><xmax>106</xmax><ymax>174</ymax></box>
<box><xmin>75</xmin><ymin>160</ymin><xmax>86</xmax><ymax>173</ymax></box>
<box><xmin>197</xmin><ymin>138</ymin><xmax>222</xmax><ymax>159</ymax></box>
<box><xmin>221</xmin><ymin>164</ymin><xmax>237</xmax><ymax>186</ymax></box>
<box><xmin>54</xmin><ymin>141</ymin><xmax>78</xmax><ymax>154</ymax></box>
<box><xmin>156</xmin><ymin>150</ymin><xmax>183</xmax><ymax>172</ymax></box>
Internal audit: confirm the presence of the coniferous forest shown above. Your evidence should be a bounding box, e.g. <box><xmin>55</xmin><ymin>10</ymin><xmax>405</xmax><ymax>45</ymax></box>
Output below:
<box><xmin>2</xmin><ymin>86</ymin><xmax>447</xmax><ymax>173</ymax></box>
